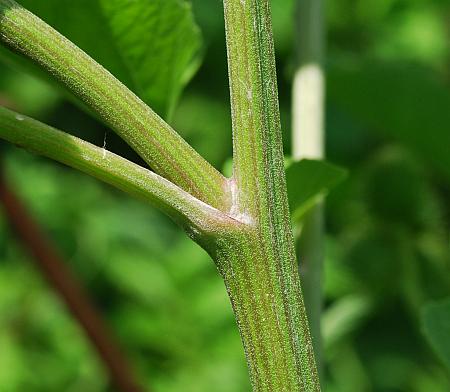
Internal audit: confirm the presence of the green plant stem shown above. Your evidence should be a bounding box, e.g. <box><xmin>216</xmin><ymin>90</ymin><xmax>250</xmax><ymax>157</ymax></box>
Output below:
<box><xmin>0</xmin><ymin>1</ymin><xmax>321</xmax><ymax>390</ymax></box>
<box><xmin>221</xmin><ymin>0</ymin><xmax>320</xmax><ymax>390</ymax></box>
<box><xmin>292</xmin><ymin>0</ymin><xmax>325</xmax><ymax>378</ymax></box>
<box><xmin>0</xmin><ymin>0</ymin><xmax>228</xmax><ymax>210</ymax></box>
<box><xmin>0</xmin><ymin>106</ymin><xmax>236</xmax><ymax>245</ymax></box>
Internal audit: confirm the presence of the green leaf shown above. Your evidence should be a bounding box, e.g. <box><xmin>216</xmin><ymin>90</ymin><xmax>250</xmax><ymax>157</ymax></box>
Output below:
<box><xmin>0</xmin><ymin>0</ymin><xmax>201</xmax><ymax>118</ymax></box>
<box><xmin>421</xmin><ymin>298</ymin><xmax>450</xmax><ymax>369</ymax></box>
<box><xmin>286</xmin><ymin>159</ymin><xmax>347</xmax><ymax>221</ymax></box>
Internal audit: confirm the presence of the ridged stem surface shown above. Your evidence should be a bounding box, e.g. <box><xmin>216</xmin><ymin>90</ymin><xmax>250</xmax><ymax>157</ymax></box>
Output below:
<box><xmin>0</xmin><ymin>106</ymin><xmax>235</xmax><ymax>245</ymax></box>
<box><xmin>0</xmin><ymin>1</ymin><xmax>321</xmax><ymax>390</ymax></box>
<box><xmin>222</xmin><ymin>0</ymin><xmax>320</xmax><ymax>390</ymax></box>
<box><xmin>0</xmin><ymin>0</ymin><xmax>228</xmax><ymax>209</ymax></box>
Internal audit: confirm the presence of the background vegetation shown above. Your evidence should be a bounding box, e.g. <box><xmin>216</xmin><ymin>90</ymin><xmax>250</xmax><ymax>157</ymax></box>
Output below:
<box><xmin>0</xmin><ymin>0</ymin><xmax>449</xmax><ymax>391</ymax></box>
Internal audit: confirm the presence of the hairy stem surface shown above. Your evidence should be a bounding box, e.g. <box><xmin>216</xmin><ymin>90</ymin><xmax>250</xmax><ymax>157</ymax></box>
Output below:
<box><xmin>0</xmin><ymin>106</ymin><xmax>235</xmax><ymax>244</ymax></box>
<box><xmin>0</xmin><ymin>0</ymin><xmax>321</xmax><ymax>390</ymax></box>
<box><xmin>0</xmin><ymin>0</ymin><xmax>228</xmax><ymax>209</ymax></box>
<box><xmin>222</xmin><ymin>0</ymin><xmax>320</xmax><ymax>390</ymax></box>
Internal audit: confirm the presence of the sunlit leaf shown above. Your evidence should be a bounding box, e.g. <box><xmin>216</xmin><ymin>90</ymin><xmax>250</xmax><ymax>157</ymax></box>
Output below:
<box><xmin>0</xmin><ymin>0</ymin><xmax>201</xmax><ymax>118</ymax></box>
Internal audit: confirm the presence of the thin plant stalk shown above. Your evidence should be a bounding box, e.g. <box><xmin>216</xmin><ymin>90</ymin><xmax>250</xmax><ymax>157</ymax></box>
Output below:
<box><xmin>292</xmin><ymin>0</ymin><xmax>326</xmax><ymax>378</ymax></box>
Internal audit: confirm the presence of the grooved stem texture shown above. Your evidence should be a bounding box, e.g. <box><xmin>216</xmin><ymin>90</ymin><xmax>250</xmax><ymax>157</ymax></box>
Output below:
<box><xmin>222</xmin><ymin>0</ymin><xmax>320</xmax><ymax>390</ymax></box>
<box><xmin>0</xmin><ymin>107</ymin><xmax>236</xmax><ymax>244</ymax></box>
<box><xmin>0</xmin><ymin>0</ymin><xmax>228</xmax><ymax>210</ymax></box>
<box><xmin>0</xmin><ymin>0</ymin><xmax>321</xmax><ymax>390</ymax></box>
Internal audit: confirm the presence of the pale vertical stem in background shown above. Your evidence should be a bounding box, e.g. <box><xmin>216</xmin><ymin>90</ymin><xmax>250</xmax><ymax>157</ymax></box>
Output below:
<box><xmin>292</xmin><ymin>0</ymin><xmax>325</xmax><ymax>381</ymax></box>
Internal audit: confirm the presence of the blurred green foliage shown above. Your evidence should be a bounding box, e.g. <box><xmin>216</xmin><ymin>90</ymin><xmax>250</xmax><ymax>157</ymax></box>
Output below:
<box><xmin>286</xmin><ymin>160</ymin><xmax>347</xmax><ymax>222</ymax></box>
<box><xmin>0</xmin><ymin>0</ymin><xmax>449</xmax><ymax>391</ymax></box>
<box><xmin>422</xmin><ymin>298</ymin><xmax>450</xmax><ymax>370</ymax></box>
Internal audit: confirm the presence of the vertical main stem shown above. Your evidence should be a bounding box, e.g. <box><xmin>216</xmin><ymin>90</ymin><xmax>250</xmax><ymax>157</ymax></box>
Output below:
<box><xmin>292</xmin><ymin>0</ymin><xmax>326</xmax><ymax>379</ymax></box>
<box><xmin>222</xmin><ymin>0</ymin><xmax>320</xmax><ymax>390</ymax></box>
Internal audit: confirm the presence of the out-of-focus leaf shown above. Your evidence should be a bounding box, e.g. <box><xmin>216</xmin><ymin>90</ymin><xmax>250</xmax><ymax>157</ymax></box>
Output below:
<box><xmin>328</xmin><ymin>62</ymin><xmax>450</xmax><ymax>180</ymax></box>
<box><xmin>327</xmin><ymin>1</ymin><xmax>449</xmax><ymax>67</ymax></box>
<box><xmin>286</xmin><ymin>159</ymin><xmax>347</xmax><ymax>221</ymax></box>
<box><xmin>373</xmin><ymin>7</ymin><xmax>448</xmax><ymax>65</ymax></box>
<box><xmin>364</xmin><ymin>148</ymin><xmax>442</xmax><ymax>230</ymax></box>
<box><xmin>270</xmin><ymin>0</ymin><xmax>294</xmax><ymax>54</ymax></box>
<box><xmin>421</xmin><ymin>298</ymin><xmax>450</xmax><ymax>369</ymax></box>
<box><xmin>0</xmin><ymin>65</ymin><xmax>59</xmax><ymax>116</ymax></box>
<box><xmin>322</xmin><ymin>295</ymin><xmax>372</xmax><ymax>350</ymax></box>
<box><xmin>0</xmin><ymin>0</ymin><xmax>202</xmax><ymax>118</ymax></box>
<box><xmin>172</xmin><ymin>93</ymin><xmax>232</xmax><ymax>168</ymax></box>
<box><xmin>0</xmin><ymin>333</ymin><xmax>27</xmax><ymax>390</ymax></box>
<box><xmin>106</xmin><ymin>250</ymin><xmax>175</xmax><ymax>305</ymax></box>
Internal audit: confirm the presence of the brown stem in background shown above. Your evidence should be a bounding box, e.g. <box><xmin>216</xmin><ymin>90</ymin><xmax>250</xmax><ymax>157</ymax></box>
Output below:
<box><xmin>0</xmin><ymin>166</ymin><xmax>145</xmax><ymax>392</ymax></box>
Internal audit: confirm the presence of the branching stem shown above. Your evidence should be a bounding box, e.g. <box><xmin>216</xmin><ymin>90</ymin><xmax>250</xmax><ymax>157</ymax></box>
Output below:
<box><xmin>0</xmin><ymin>1</ymin><xmax>321</xmax><ymax>390</ymax></box>
<box><xmin>0</xmin><ymin>0</ymin><xmax>229</xmax><ymax>210</ymax></box>
<box><xmin>0</xmin><ymin>107</ymin><xmax>237</xmax><ymax>247</ymax></box>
